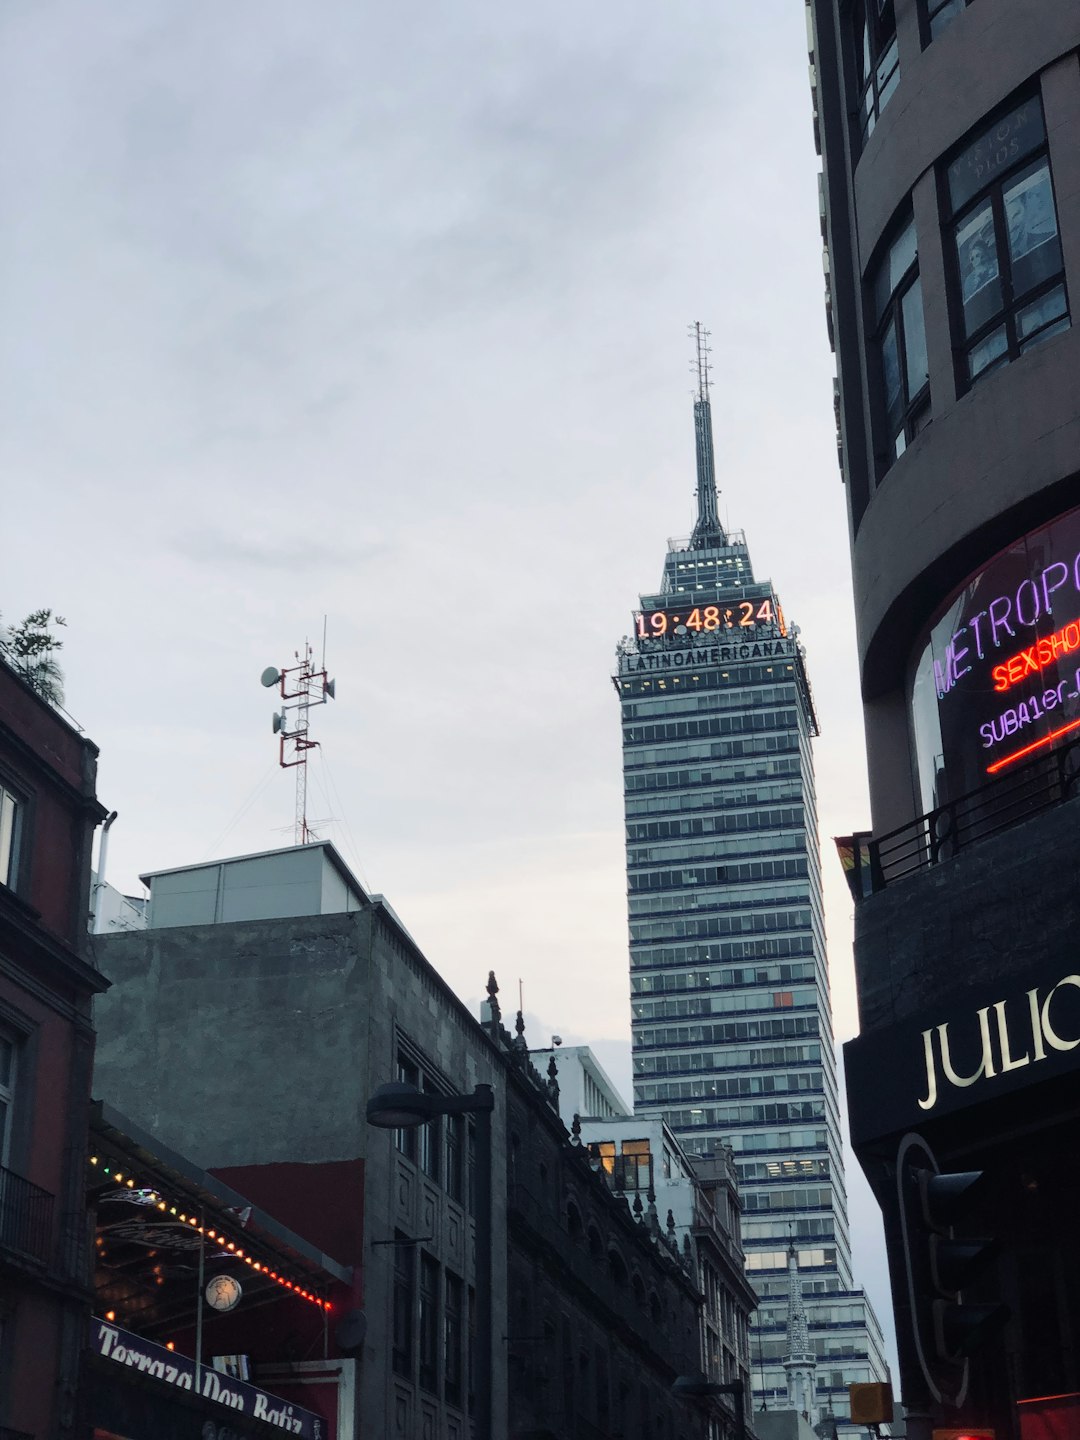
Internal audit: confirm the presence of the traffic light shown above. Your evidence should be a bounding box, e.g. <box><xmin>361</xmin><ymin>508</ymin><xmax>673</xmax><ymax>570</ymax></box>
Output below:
<box><xmin>896</xmin><ymin>1134</ymin><xmax>1008</xmax><ymax>1405</ymax></box>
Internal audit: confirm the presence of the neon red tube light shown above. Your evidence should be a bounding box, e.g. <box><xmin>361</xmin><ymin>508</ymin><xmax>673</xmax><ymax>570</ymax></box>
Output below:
<box><xmin>986</xmin><ymin>715</ymin><xmax>1080</xmax><ymax>774</ymax></box>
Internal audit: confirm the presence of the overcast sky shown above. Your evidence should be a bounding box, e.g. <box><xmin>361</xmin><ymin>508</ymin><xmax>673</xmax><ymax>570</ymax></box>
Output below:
<box><xmin>1</xmin><ymin>0</ymin><xmax>896</xmax><ymax>1367</ymax></box>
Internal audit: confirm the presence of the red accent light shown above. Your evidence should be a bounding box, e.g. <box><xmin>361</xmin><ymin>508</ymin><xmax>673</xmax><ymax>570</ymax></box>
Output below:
<box><xmin>986</xmin><ymin>716</ymin><xmax>1080</xmax><ymax>773</ymax></box>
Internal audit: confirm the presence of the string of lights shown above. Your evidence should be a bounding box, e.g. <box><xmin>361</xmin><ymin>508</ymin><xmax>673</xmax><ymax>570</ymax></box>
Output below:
<box><xmin>88</xmin><ymin>1154</ymin><xmax>332</xmax><ymax>1311</ymax></box>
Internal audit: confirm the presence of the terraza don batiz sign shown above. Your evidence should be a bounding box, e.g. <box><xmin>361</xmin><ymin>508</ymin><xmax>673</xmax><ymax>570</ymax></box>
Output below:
<box><xmin>93</xmin><ymin>1319</ymin><xmax>323</xmax><ymax>1438</ymax></box>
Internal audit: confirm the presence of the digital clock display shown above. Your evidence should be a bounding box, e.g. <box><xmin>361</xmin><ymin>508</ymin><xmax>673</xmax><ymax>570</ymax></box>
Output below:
<box><xmin>635</xmin><ymin>597</ymin><xmax>785</xmax><ymax>640</ymax></box>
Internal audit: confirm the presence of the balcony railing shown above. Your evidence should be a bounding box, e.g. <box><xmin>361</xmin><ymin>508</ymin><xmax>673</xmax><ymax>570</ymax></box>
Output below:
<box><xmin>0</xmin><ymin>1163</ymin><xmax>54</xmax><ymax>1264</ymax></box>
<box><xmin>859</xmin><ymin>734</ymin><xmax>1080</xmax><ymax>893</ymax></box>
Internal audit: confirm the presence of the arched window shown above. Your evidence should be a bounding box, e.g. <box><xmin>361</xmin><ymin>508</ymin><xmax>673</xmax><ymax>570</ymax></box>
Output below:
<box><xmin>567</xmin><ymin>1201</ymin><xmax>584</xmax><ymax>1243</ymax></box>
<box><xmin>608</xmin><ymin>1248</ymin><xmax>628</xmax><ymax>1290</ymax></box>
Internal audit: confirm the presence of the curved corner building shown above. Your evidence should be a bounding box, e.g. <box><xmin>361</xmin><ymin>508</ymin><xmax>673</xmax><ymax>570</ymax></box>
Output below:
<box><xmin>808</xmin><ymin>0</ymin><xmax>1080</xmax><ymax>1431</ymax></box>
<box><xmin>615</xmin><ymin>350</ymin><xmax>889</xmax><ymax>1425</ymax></box>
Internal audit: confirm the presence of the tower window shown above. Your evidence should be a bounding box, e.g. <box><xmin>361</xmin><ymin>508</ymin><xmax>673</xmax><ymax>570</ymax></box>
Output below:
<box><xmin>945</xmin><ymin>94</ymin><xmax>1069</xmax><ymax>387</ymax></box>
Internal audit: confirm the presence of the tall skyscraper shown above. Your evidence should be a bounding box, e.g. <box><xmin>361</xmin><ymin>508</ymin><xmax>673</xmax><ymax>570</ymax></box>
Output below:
<box><xmin>615</xmin><ymin>329</ymin><xmax>888</xmax><ymax>1423</ymax></box>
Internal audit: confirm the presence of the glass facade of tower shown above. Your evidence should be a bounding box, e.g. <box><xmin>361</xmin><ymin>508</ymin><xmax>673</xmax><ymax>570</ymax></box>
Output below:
<box><xmin>616</xmin><ymin>525</ymin><xmax>889</xmax><ymax>1423</ymax></box>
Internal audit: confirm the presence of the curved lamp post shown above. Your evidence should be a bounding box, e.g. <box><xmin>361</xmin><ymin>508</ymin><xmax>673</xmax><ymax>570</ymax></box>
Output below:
<box><xmin>672</xmin><ymin>1373</ymin><xmax>747</xmax><ymax>1440</ymax></box>
<box><xmin>367</xmin><ymin>1081</ymin><xmax>494</xmax><ymax>1440</ymax></box>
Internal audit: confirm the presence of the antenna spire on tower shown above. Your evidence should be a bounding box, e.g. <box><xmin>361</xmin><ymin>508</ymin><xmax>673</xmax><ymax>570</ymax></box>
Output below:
<box><xmin>688</xmin><ymin>321</ymin><xmax>726</xmax><ymax>550</ymax></box>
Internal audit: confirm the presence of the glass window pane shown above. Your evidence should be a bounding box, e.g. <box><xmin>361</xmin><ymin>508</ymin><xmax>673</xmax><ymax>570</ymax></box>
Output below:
<box><xmin>875</xmin><ymin>219</ymin><xmax>916</xmax><ymax>319</ymax></box>
<box><xmin>947</xmin><ymin>98</ymin><xmax>1046</xmax><ymax>213</ymax></box>
<box><xmin>0</xmin><ymin>792</ymin><xmax>14</xmax><ymax>886</ymax></box>
<box><xmin>955</xmin><ymin>206</ymin><xmax>1001</xmax><ymax>337</ymax></box>
<box><xmin>967</xmin><ymin>326</ymin><xmax>1008</xmax><ymax>380</ymax></box>
<box><xmin>1020</xmin><ymin>317</ymin><xmax>1070</xmax><ymax>354</ymax></box>
<box><xmin>877</xmin><ymin>39</ymin><xmax>900</xmax><ymax>110</ymax></box>
<box><xmin>1016</xmin><ymin>285</ymin><xmax>1067</xmax><ymax>341</ymax></box>
<box><xmin>930</xmin><ymin>0</ymin><xmax>966</xmax><ymax>38</ymax></box>
<box><xmin>901</xmin><ymin>281</ymin><xmax>928</xmax><ymax>397</ymax></box>
<box><xmin>0</xmin><ymin>1036</ymin><xmax>12</xmax><ymax>1090</ymax></box>
<box><xmin>881</xmin><ymin>318</ymin><xmax>902</xmax><ymax>424</ymax></box>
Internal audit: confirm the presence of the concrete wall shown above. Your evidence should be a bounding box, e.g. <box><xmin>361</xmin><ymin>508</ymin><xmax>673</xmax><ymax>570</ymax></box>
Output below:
<box><xmin>93</xmin><ymin>904</ymin><xmax>507</xmax><ymax>1440</ymax></box>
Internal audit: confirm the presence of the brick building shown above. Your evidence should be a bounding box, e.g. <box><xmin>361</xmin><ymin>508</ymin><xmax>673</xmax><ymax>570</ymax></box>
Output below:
<box><xmin>0</xmin><ymin>655</ymin><xmax>108</xmax><ymax>1439</ymax></box>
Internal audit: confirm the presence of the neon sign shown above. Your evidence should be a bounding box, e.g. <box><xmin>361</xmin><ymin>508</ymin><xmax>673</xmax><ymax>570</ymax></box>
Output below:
<box><xmin>911</xmin><ymin>503</ymin><xmax>1080</xmax><ymax>805</ymax></box>
<box><xmin>991</xmin><ymin>617</ymin><xmax>1080</xmax><ymax>691</ymax></box>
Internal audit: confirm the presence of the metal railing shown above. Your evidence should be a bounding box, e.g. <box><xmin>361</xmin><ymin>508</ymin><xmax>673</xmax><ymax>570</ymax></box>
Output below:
<box><xmin>864</xmin><ymin>734</ymin><xmax>1080</xmax><ymax>892</ymax></box>
<box><xmin>0</xmin><ymin>1163</ymin><xmax>54</xmax><ymax>1264</ymax></box>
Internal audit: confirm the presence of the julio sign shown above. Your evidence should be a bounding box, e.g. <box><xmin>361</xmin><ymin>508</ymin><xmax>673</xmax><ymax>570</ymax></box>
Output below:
<box><xmin>845</xmin><ymin>956</ymin><xmax>1080</xmax><ymax>1147</ymax></box>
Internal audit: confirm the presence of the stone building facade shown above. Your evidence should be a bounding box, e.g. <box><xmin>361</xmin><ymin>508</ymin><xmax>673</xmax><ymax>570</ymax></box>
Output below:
<box><xmin>0</xmin><ymin>655</ymin><xmax>108</xmax><ymax>1440</ymax></box>
<box><xmin>92</xmin><ymin>842</ymin><xmax>709</xmax><ymax>1440</ymax></box>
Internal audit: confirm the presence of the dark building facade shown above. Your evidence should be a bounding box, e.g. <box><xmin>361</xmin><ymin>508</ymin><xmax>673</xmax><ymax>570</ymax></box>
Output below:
<box><xmin>808</xmin><ymin>0</ymin><xmax>1080</xmax><ymax>1434</ymax></box>
<box><xmin>614</xmin><ymin>349</ymin><xmax>889</xmax><ymax>1423</ymax></box>
<box><xmin>91</xmin><ymin>844</ymin><xmax>709</xmax><ymax>1440</ymax></box>
<box><xmin>0</xmin><ymin>655</ymin><xmax>108</xmax><ymax>1440</ymax></box>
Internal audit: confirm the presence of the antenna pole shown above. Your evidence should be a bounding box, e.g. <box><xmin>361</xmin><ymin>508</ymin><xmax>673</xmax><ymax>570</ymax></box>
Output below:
<box><xmin>688</xmin><ymin>321</ymin><xmax>725</xmax><ymax>550</ymax></box>
<box><xmin>263</xmin><ymin>639</ymin><xmax>337</xmax><ymax>845</ymax></box>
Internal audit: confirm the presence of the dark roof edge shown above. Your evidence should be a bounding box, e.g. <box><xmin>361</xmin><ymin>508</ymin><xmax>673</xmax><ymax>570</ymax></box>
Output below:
<box><xmin>90</xmin><ymin>1099</ymin><xmax>352</xmax><ymax>1285</ymax></box>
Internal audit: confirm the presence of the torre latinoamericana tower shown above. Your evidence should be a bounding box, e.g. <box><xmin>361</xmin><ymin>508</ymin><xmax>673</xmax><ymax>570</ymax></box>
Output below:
<box><xmin>613</xmin><ymin>329</ymin><xmax>889</xmax><ymax>1423</ymax></box>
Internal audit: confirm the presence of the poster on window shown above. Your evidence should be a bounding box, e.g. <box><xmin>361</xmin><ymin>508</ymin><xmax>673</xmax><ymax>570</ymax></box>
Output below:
<box><xmin>1005</xmin><ymin>164</ymin><xmax>1058</xmax><ymax>262</ymax></box>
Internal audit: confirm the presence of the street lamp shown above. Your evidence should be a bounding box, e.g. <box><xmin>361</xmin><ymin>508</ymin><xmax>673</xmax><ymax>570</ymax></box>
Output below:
<box><xmin>367</xmin><ymin>1081</ymin><xmax>495</xmax><ymax>1440</ymax></box>
<box><xmin>672</xmin><ymin>1373</ymin><xmax>747</xmax><ymax>1440</ymax></box>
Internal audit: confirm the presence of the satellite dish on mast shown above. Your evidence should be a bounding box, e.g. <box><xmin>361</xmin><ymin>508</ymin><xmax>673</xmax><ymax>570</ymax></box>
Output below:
<box><xmin>260</xmin><ymin>667</ymin><xmax>281</xmax><ymax>688</ymax></box>
<box><xmin>272</xmin><ymin>712</ymin><xmax>288</xmax><ymax>735</ymax></box>
<box><xmin>324</xmin><ymin>678</ymin><xmax>336</xmax><ymax>700</ymax></box>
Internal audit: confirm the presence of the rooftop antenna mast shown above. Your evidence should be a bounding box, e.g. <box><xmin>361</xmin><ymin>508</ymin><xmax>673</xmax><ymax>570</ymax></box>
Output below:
<box><xmin>688</xmin><ymin>321</ymin><xmax>726</xmax><ymax>549</ymax></box>
<box><xmin>260</xmin><ymin>637</ymin><xmax>337</xmax><ymax>845</ymax></box>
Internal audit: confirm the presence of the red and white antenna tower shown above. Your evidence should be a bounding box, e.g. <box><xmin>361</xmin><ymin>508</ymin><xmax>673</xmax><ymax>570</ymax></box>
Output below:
<box><xmin>260</xmin><ymin>640</ymin><xmax>336</xmax><ymax>845</ymax></box>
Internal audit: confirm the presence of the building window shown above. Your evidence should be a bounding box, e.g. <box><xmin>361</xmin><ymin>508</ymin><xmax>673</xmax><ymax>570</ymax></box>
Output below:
<box><xmin>617</xmin><ymin>1139</ymin><xmax>652</xmax><ymax>1192</ymax></box>
<box><xmin>0</xmin><ymin>784</ymin><xmax>20</xmax><ymax>890</ymax></box>
<box><xmin>0</xmin><ymin>1029</ymin><xmax>15</xmax><ymax>1168</ymax></box>
<box><xmin>851</xmin><ymin>0</ymin><xmax>899</xmax><ymax>142</ymax></box>
<box><xmin>396</xmin><ymin>1056</ymin><xmax>419</xmax><ymax>1163</ymax></box>
<box><xmin>871</xmin><ymin>214</ymin><xmax>930</xmax><ymax>466</ymax></box>
<box><xmin>946</xmin><ymin>95</ymin><xmax>1069</xmax><ymax>386</ymax></box>
<box><xmin>922</xmin><ymin>0</ymin><xmax>972</xmax><ymax>42</ymax></box>
<box><xmin>392</xmin><ymin>1235</ymin><xmax>414</xmax><ymax>1378</ymax></box>
<box><xmin>444</xmin><ymin>1114</ymin><xmax>463</xmax><ymax>1203</ymax></box>
<box><xmin>419</xmin><ymin>1080</ymin><xmax>440</xmax><ymax>1183</ymax></box>
<box><xmin>418</xmin><ymin>1252</ymin><xmax>439</xmax><ymax>1393</ymax></box>
<box><xmin>444</xmin><ymin>1271</ymin><xmax>463</xmax><ymax>1408</ymax></box>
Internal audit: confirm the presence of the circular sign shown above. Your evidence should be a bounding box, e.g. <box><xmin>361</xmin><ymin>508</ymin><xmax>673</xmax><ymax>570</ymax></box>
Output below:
<box><xmin>205</xmin><ymin>1274</ymin><xmax>243</xmax><ymax>1312</ymax></box>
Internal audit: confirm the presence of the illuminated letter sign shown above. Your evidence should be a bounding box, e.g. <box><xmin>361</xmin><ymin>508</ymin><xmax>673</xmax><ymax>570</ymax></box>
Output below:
<box><xmin>910</xmin><ymin>504</ymin><xmax>1080</xmax><ymax>806</ymax></box>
